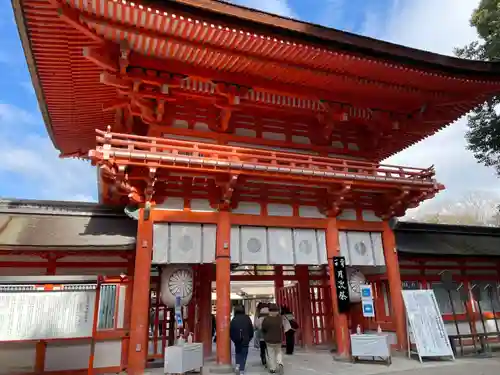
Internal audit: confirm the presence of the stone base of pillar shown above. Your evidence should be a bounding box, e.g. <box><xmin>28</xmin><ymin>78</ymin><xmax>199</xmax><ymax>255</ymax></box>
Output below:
<box><xmin>332</xmin><ymin>352</ymin><xmax>352</xmax><ymax>362</ymax></box>
<box><xmin>208</xmin><ymin>364</ymin><xmax>235</xmax><ymax>374</ymax></box>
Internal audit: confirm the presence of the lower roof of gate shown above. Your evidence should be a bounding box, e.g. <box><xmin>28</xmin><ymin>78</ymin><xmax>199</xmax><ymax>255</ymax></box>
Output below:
<box><xmin>1</xmin><ymin>199</ymin><xmax>500</xmax><ymax>257</ymax></box>
<box><xmin>0</xmin><ymin>199</ymin><xmax>136</xmax><ymax>251</ymax></box>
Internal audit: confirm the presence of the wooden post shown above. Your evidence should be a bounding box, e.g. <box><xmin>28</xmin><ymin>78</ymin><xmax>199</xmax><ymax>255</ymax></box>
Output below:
<box><xmin>326</xmin><ymin>217</ymin><xmax>350</xmax><ymax>358</ymax></box>
<box><xmin>274</xmin><ymin>265</ymin><xmax>284</xmax><ymax>300</ymax></box>
<box><xmin>34</xmin><ymin>341</ymin><xmax>47</xmax><ymax>374</ymax></box>
<box><xmin>296</xmin><ymin>265</ymin><xmax>313</xmax><ymax>348</ymax></box>
<box><xmin>128</xmin><ymin>208</ymin><xmax>154</xmax><ymax>375</ymax></box>
<box><xmin>382</xmin><ymin>221</ymin><xmax>407</xmax><ymax>350</ymax></box>
<box><xmin>121</xmin><ymin>258</ymin><xmax>135</xmax><ymax>370</ymax></box>
<box><xmin>199</xmin><ymin>264</ymin><xmax>214</xmax><ymax>358</ymax></box>
<box><xmin>215</xmin><ymin>211</ymin><xmax>231</xmax><ymax>365</ymax></box>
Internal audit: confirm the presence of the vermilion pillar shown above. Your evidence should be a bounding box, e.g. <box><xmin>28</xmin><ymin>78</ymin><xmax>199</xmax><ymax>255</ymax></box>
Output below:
<box><xmin>296</xmin><ymin>265</ymin><xmax>313</xmax><ymax>348</ymax></box>
<box><xmin>382</xmin><ymin>221</ymin><xmax>407</xmax><ymax>350</ymax></box>
<box><xmin>128</xmin><ymin>208</ymin><xmax>154</xmax><ymax>375</ymax></box>
<box><xmin>274</xmin><ymin>265</ymin><xmax>284</xmax><ymax>299</ymax></box>
<box><xmin>199</xmin><ymin>264</ymin><xmax>214</xmax><ymax>358</ymax></box>
<box><xmin>326</xmin><ymin>217</ymin><xmax>350</xmax><ymax>358</ymax></box>
<box><xmin>215</xmin><ymin>211</ymin><xmax>231</xmax><ymax>365</ymax></box>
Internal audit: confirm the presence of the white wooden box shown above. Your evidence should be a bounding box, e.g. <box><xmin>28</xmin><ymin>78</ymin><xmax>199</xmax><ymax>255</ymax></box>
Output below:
<box><xmin>350</xmin><ymin>334</ymin><xmax>391</xmax><ymax>358</ymax></box>
<box><xmin>164</xmin><ymin>343</ymin><xmax>203</xmax><ymax>374</ymax></box>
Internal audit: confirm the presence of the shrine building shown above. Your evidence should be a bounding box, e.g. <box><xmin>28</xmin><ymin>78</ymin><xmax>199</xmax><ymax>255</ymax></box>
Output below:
<box><xmin>3</xmin><ymin>0</ymin><xmax>500</xmax><ymax>374</ymax></box>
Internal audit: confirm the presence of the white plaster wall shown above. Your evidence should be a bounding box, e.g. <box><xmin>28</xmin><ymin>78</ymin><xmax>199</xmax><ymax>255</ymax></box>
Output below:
<box><xmin>267</xmin><ymin>203</ymin><xmax>293</xmax><ymax>217</ymax></box>
<box><xmin>190</xmin><ymin>199</ymin><xmax>216</xmax><ymax>212</ymax></box>
<box><xmin>0</xmin><ymin>268</ymin><xmax>46</xmax><ymax>276</ymax></box>
<box><xmin>298</xmin><ymin>206</ymin><xmax>325</xmax><ymax>218</ymax></box>
<box><xmin>45</xmin><ymin>340</ymin><xmax>122</xmax><ymax>371</ymax></box>
<box><xmin>0</xmin><ymin>342</ymin><xmax>36</xmax><ymax>374</ymax></box>
<box><xmin>156</xmin><ymin>197</ymin><xmax>184</xmax><ymax>211</ymax></box>
<box><xmin>338</xmin><ymin>209</ymin><xmax>356</xmax><ymax>220</ymax></box>
<box><xmin>232</xmin><ymin>202</ymin><xmax>261</xmax><ymax>215</ymax></box>
<box><xmin>55</xmin><ymin>267</ymin><xmax>128</xmax><ymax>275</ymax></box>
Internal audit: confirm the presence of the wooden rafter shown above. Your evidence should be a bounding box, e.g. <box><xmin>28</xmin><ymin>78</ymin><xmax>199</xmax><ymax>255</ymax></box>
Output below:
<box><xmin>216</xmin><ymin>175</ymin><xmax>240</xmax><ymax>210</ymax></box>
<box><xmin>322</xmin><ymin>184</ymin><xmax>352</xmax><ymax>217</ymax></box>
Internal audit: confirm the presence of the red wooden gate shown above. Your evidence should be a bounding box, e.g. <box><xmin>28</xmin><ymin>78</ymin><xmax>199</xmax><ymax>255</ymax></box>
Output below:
<box><xmin>276</xmin><ymin>283</ymin><xmax>302</xmax><ymax>346</ymax></box>
<box><xmin>309</xmin><ymin>283</ymin><xmax>332</xmax><ymax>345</ymax></box>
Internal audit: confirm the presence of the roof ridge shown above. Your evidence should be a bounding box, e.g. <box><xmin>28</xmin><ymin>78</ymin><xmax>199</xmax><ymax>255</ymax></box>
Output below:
<box><xmin>0</xmin><ymin>198</ymin><xmax>127</xmax><ymax>217</ymax></box>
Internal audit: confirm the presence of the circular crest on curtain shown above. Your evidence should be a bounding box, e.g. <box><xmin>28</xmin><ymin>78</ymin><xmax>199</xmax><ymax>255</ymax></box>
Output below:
<box><xmin>160</xmin><ymin>265</ymin><xmax>194</xmax><ymax>307</ymax></box>
<box><xmin>347</xmin><ymin>267</ymin><xmax>366</xmax><ymax>303</ymax></box>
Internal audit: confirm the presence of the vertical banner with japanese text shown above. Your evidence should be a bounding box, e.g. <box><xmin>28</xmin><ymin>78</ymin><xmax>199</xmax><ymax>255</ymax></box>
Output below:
<box><xmin>333</xmin><ymin>256</ymin><xmax>350</xmax><ymax>313</ymax></box>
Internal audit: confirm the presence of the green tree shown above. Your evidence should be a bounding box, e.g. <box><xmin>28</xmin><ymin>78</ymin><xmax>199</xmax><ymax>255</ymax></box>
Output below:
<box><xmin>455</xmin><ymin>0</ymin><xmax>500</xmax><ymax>174</ymax></box>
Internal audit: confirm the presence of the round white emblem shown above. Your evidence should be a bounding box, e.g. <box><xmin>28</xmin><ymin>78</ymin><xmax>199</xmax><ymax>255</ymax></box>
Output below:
<box><xmin>247</xmin><ymin>238</ymin><xmax>262</xmax><ymax>253</ymax></box>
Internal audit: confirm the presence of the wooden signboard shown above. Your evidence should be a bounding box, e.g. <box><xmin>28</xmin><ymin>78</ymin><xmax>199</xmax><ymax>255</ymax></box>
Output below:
<box><xmin>402</xmin><ymin>289</ymin><xmax>454</xmax><ymax>362</ymax></box>
<box><xmin>333</xmin><ymin>256</ymin><xmax>350</xmax><ymax>313</ymax></box>
<box><xmin>0</xmin><ymin>284</ymin><xmax>96</xmax><ymax>341</ymax></box>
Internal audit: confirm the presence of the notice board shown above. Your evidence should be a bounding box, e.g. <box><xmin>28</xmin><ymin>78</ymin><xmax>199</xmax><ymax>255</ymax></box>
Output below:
<box><xmin>402</xmin><ymin>290</ymin><xmax>454</xmax><ymax>361</ymax></box>
<box><xmin>0</xmin><ymin>284</ymin><xmax>96</xmax><ymax>341</ymax></box>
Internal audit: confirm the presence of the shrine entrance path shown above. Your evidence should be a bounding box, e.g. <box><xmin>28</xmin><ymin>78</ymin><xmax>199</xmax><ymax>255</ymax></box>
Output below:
<box><xmin>139</xmin><ymin>347</ymin><xmax>500</xmax><ymax>375</ymax></box>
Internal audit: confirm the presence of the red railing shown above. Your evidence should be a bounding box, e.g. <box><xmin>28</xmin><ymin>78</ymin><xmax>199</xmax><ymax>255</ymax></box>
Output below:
<box><xmin>90</xmin><ymin>129</ymin><xmax>438</xmax><ymax>186</ymax></box>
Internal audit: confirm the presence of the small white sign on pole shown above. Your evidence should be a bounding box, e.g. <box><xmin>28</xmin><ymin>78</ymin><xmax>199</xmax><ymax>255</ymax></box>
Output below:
<box><xmin>402</xmin><ymin>290</ymin><xmax>454</xmax><ymax>362</ymax></box>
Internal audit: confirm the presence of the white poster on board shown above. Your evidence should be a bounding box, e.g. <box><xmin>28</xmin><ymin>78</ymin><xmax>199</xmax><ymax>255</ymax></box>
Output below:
<box><xmin>402</xmin><ymin>290</ymin><xmax>454</xmax><ymax>360</ymax></box>
<box><xmin>0</xmin><ymin>286</ymin><xmax>96</xmax><ymax>341</ymax></box>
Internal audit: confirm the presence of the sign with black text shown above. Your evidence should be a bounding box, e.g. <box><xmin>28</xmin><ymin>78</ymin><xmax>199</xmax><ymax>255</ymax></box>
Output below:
<box><xmin>402</xmin><ymin>290</ymin><xmax>454</xmax><ymax>361</ymax></box>
<box><xmin>333</xmin><ymin>256</ymin><xmax>350</xmax><ymax>313</ymax></box>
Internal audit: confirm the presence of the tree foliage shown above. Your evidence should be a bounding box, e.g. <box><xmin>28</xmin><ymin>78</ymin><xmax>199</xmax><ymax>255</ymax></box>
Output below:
<box><xmin>408</xmin><ymin>191</ymin><xmax>500</xmax><ymax>226</ymax></box>
<box><xmin>455</xmin><ymin>0</ymin><xmax>500</xmax><ymax>174</ymax></box>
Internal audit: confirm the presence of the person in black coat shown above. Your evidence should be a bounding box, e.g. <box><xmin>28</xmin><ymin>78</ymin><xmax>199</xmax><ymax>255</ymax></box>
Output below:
<box><xmin>230</xmin><ymin>305</ymin><xmax>254</xmax><ymax>374</ymax></box>
<box><xmin>211</xmin><ymin>314</ymin><xmax>216</xmax><ymax>342</ymax></box>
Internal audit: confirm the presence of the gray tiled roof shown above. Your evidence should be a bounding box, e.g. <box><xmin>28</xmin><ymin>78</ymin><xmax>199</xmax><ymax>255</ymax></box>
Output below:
<box><xmin>395</xmin><ymin>221</ymin><xmax>500</xmax><ymax>256</ymax></box>
<box><xmin>0</xmin><ymin>199</ymin><xmax>137</xmax><ymax>250</ymax></box>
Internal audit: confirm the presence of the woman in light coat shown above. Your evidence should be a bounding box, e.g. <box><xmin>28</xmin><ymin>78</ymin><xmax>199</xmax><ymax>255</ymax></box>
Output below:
<box><xmin>254</xmin><ymin>304</ymin><xmax>270</xmax><ymax>367</ymax></box>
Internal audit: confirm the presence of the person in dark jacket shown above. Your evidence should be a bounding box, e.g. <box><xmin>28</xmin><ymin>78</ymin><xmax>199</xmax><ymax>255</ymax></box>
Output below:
<box><xmin>212</xmin><ymin>314</ymin><xmax>216</xmax><ymax>342</ymax></box>
<box><xmin>261</xmin><ymin>304</ymin><xmax>284</xmax><ymax>374</ymax></box>
<box><xmin>281</xmin><ymin>306</ymin><xmax>298</xmax><ymax>355</ymax></box>
<box><xmin>230</xmin><ymin>305</ymin><xmax>254</xmax><ymax>374</ymax></box>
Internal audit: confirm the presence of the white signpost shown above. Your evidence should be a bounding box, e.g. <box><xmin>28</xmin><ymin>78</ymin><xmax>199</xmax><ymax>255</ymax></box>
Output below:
<box><xmin>402</xmin><ymin>289</ymin><xmax>455</xmax><ymax>362</ymax></box>
<box><xmin>0</xmin><ymin>284</ymin><xmax>96</xmax><ymax>341</ymax></box>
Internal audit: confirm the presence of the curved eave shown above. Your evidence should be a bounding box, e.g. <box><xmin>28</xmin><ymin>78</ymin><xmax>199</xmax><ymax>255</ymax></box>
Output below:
<box><xmin>156</xmin><ymin>0</ymin><xmax>500</xmax><ymax>79</ymax></box>
<box><xmin>11</xmin><ymin>0</ymin><xmax>58</xmax><ymax>151</ymax></box>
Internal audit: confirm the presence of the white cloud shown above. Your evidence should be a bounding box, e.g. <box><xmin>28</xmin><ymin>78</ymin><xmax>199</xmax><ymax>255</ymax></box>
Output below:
<box><xmin>228</xmin><ymin>0</ymin><xmax>295</xmax><ymax>18</ymax></box>
<box><xmin>0</xmin><ymin>103</ymin><xmax>97</xmax><ymax>201</ymax></box>
<box><xmin>0</xmin><ymin>103</ymin><xmax>37</xmax><ymax>126</ymax></box>
<box><xmin>361</xmin><ymin>0</ymin><xmax>500</xmax><ymax>214</ymax></box>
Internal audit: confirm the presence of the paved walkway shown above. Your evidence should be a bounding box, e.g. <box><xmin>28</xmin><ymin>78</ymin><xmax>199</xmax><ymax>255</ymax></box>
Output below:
<box><xmin>145</xmin><ymin>346</ymin><xmax>500</xmax><ymax>375</ymax></box>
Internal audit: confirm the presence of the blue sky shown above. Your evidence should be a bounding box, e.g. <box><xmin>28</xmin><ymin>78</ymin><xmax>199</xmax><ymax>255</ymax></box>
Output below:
<box><xmin>0</xmin><ymin>0</ymin><xmax>497</xmax><ymax>214</ymax></box>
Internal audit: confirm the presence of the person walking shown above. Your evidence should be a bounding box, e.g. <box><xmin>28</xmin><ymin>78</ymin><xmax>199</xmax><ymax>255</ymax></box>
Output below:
<box><xmin>230</xmin><ymin>305</ymin><xmax>254</xmax><ymax>375</ymax></box>
<box><xmin>212</xmin><ymin>313</ymin><xmax>216</xmax><ymax>342</ymax></box>
<box><xmin>261</xmin><ymin>304</ymin><xmax>284</xmax><ymax>374</ymax></box>
<box><xmin>281</xmin><ymin>306</ymin><xmax>299</xmax><ymax>355</ymax></box>
<box><xmin>254</xmin><ymin>304</ymin><xmax>270</xmax><ymax>367</ymax></box>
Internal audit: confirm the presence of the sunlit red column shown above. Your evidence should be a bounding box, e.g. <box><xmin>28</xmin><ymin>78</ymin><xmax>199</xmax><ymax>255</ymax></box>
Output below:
<box><xmin>296</xmin><ymin>265</ymin><xmax>313</xmax><ymax>348</ymax></box>
<box><xmin>199</xmin><ymin>264</ymin><xmax>214</xmax><ymax>358</ymax></box>
<box><xmin>215</xmin><ymin>211</ymin><xmax>231</xmax><ymax>365</ymax></box>
<box><xmin>382</xmin><ymin>221</ymin><xmax>407</xmax><ymax>350</ymax></box>
<box><xmin>326</xmin><ymin>217</ymin><xmax>350</xmax><ymax>358</ymax></box>
<box><xmin>128</xmin><ymin>207</ymin><xmax>154</xmax><ymax>375</ymax></box>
